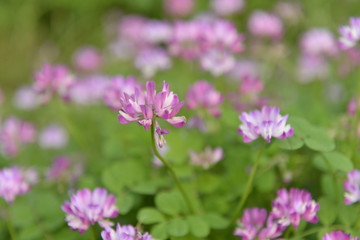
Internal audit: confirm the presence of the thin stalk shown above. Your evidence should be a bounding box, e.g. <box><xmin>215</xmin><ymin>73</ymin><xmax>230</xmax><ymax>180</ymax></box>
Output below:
<box><xmin>91</xmin><ymin>225</ymin><xmax>97</xmax><ymax>240</ymax></box>
<box><xmin>230</xmin><ymin>145</ymin><xmax>264</xmax><ymax>223</ymax></box>
<box><xmin>289</xmin><ymin>225</ymin><xmax>346</xmax><ymax>239</ymax></box>
<box><xmin>5</xmin><ymin>208</ymin><xmax>17</xmax><ymax>240</ymax></box>
<box><xmin>323</xmin><ymin>156</ymin><xmax>340</xmax><ymax>203</ymax></box>
<box><xmin>150</xmin><ymin>123</ymin><xmax>196</xmax><ymax>214</ymax></box>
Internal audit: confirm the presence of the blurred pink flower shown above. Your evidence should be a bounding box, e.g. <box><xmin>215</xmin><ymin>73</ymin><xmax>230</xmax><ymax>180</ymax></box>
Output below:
<box><xmin>344</xmin><ymin>169</ymin><xmax>360</xmax><ymax>205</ymax></box>
<box><xmin>189</xmin><ymin>146</ymin><xmax>223</xmax><ymax>169</ymax></box>
<box><xmin>0</xmin><ymin>117</ymin><xmax>35</xmax><ymax>157</ymax></box>
<box><xmin>186</xmin><ymin>80</ymin><xmax>223</xmax><ymax>117</ymax></box>
<box><xmin>323</xmin><ymin>231</ymin><xmax>360</xmax><ymax>240</ymax></box>
<box><xmin>104</xmin><ymin>76</ymin><xmax>141</xmax><ymax>110</ymax></box>
<box><xmin>248</xmin><ymin>11</ymin><xmax>283</xmax><ymax>40</ymax></box>
<box><xmin>211</xmin><ymin>0</ymin><xmax>245</xmax><ymax>16</ymax></box>
<box><xmin>164</xmin><ymin>0</ymin><xmax>194</xmax><ymax>17</ymax></box>
<box><xmin>34</xmin><ymin>63</ymin><xmax>74</xmax><ymax>102</ymax></box>
<box><xmin>38</xmin><ymin>124</ymin><xmax>68</xmax><ymax>149</ymax></box>
<box><xmin>300</xmin><ymin>29</ymin><xmax>338</xmax><ymax>57</ymax></box>
<box><xmin>270</xmin><ymin>188</ymin><xmax>319</xmax><ymax>229</ymax></box>
<box><xmin>339</xmin><ymin>17</ymin><xmax>360</xmax><ymax>49</ymax></box>
<box><xmin>46</xmin><ymin>156</ymin><xmax>71</xmax><ymax>181</ymax></box>
<box><xmin>347</xmin><ymin>97</ymin><xmax>359</xmax><ymax>116</ymax></box>
<box><xmin>118</xmin><ymin>15</ymin><xmax>147</xmax><ymax>45</ymax></box>
<box><xmin>135</xmin><ymin>48</ymin><xmax>171</xmax><ymax>78</ymax></box>
<box><xmin>142</xmin><ymin>20</ymin><xmax>172</xmax><ymax>44</ymax></box>
<box><xmin>61</xmin><ymin>188</ymin><xmax>119</xmax><ymax>233</ymax></box>
<box><xmin>234</xmin><ymin>208</ymin><xmax>284</xmax><ymax>240</ymax></box>
<box><xmin>200</xmin><ymin>49</ymin><xmax>236</xmax><ymax>76</ymax></box>
<box><xmin>73</xmin><ymin>46</ymin><xmax>103</xmax><ymax>72</ymax></box>
<box><xmin>240</xmin><ymin>75</ymin><xmax>264</xmax><ymax>96</ymax></box>
<box><xmin>102</xmin><ymin>224</ymin><xmax>153</xmax><ymax>240</ymax></box>
<box><xmin>298</xmin><ymin>54</ymin><xmax>329</xmax><ymax>82</ymax></box>
<box><xmin>238</xmin><ymin>106</ymin><xmax>293</xmax><ymax>143</ymax></box>
<box><xmin>13</xmin><ymin>86</ymin><xmax>40</xmax><ymax>110</ymax></box>
<box><xmin>0</xmin><ymin>166</ymin><xmax>34</xmax><ymax>204</ymax></box>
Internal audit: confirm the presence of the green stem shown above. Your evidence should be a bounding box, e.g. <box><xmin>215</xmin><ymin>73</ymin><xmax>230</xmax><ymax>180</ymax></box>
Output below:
<box><xmin>5</xmin><ymin>208</ymin><xmax>17</xmax><ymax>240</ymax></box>
<box><xmin>150</xmin><ymin>123</ymin><xmax>196</xmax><ymax>214</ymax></box>
<box><xmin>289</xmin><ymin>225</ymin><xmax>346</xmax><ymax>239</ymax></box>
<box><xmin>230</xmin><ymin>145</ymin><xmax>264</xmax><ymax>223</ymax></box>
<box><xmin>323</xmin><ymin>155</ymin><xmax>340</xmax><ymax>203</ymax></box>
<box><xmin>91</xmin><ymin>225</ymin><xmax>97</xmax><ymax>240</ymax></box>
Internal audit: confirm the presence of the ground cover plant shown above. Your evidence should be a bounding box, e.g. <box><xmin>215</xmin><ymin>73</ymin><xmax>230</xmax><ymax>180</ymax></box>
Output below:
<box><xmin>1</xmin><ymin>0</ymin><xmax>360</xmax><ymax>239</ymax></box>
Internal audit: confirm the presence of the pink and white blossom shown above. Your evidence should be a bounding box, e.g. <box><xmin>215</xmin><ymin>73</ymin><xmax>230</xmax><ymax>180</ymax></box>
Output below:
<box><xmin>238</xmin><ymin>106</ymin><xmax>293</xmax><ymax>143</ymax></box>
<box><xmin>102</xmin><ymin>224</ymin><xmax>153</xmax><ymax>240</ymax></box>
<box><xmin>211</xmin><ymin>0</ymin><xmax>245</xmax><ymax>16</ymax></box>
<box><xmin>135</xmin><ymin>48</ymin><xmax>171</xmax><ymax>78</ymax></box>
<box><xmin>164</xmin><ymin>0</ymin><xmax>194</xmax><ymax>17</ymax></box>
<box><xmin>344</xmin><ymin>169</ymin><xmax>360</xmax><ymax>205</ymax></box>
<box><xmin>61</xmin><ymin>188</ymin><xmax>119</xmax><ymax>233</ymax></box>
<box><xmin>248</xmin><ymin>11</ymin><xmax>283</xmax><ymax>40</ymax></box>
<box><xmin>323</xmin><ymin>231</ymin><xmax>360</xmax><ymax>240</ymax></box>
<box><xmin>73</xmin><ymin>46</ymin><xmax>103</xmax><ymax>72</ymax></box>
<box><xmin>339</xmin><ymin>17</ymin><xmax>360</xmax><ymax>49</ymax></box>
<box><xmin>38</xmin><ymin>124</ymin><xmax>68</xmax><ymax>149</ymax></box>
<box><xmin>189</xmin><ymin>147</ymin><xmax>223</xmax><ymax>169</ymax></box>
<box><xmin>301</xmin><ymin>29</ymin><xmax>338</xmax><ymax>57</ymax></box>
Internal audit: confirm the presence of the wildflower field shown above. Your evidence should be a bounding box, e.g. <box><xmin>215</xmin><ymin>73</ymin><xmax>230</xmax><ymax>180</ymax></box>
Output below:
<box><xmin>1</xmin><ymin>0</ymin><xmax>360</xmax><ymax>239</ymax></box>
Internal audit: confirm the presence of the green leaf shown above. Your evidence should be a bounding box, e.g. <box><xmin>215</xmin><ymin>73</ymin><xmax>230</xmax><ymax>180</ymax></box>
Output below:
<box><xmin>151</xmin><ymin>222</ymin><xmax>169</xmax><ymax>240</ymax></box>
<box><xmin>131</xmin><ymin>181</ymin><xmax>158</xmax><ymax>195</ymax></box>
<box><xmin>304</xmin><ymin>128</ymin><xmax>335</xmax><ymax>152</ymax></box>
<box><xmin>322</xmin><ymin>152</ymin><xmax>353</xmax><ymax>172</ymax></box>
<box><xmin>102</xmin><ymin>161</ymin><xmax>145</xmax><ymax>192</ymax></box>
<box><xmin>202</xmin><ymin>213</ymin><xmax>229</xmax><ymax>229</ymax></box>
<box><xmin>255</xmin><ymin>170</ymin><xmax>276</xmax><ymax>193</ymax></box>
<box><xmin>187</xmin><ymin>216</ymin><xmax>210</xmax><ymax>238</ymax></box>
<box><xmin>167</xmin><ymin>218</ymin><xmax>189</xmax><ymax>237</ymax></box>
<box><xmin>318</xmin><ymin>198</ymin><xmax>336</xmax><ymax>226</ymax></box>
<box><xmin>116</xmin><ymin>193</ymin><xmax>135</xmax><ymax>215</ymax></box>
<box><xmin>288</xmin><ymin>117</ymin><xmax>314</xmax><ymax>138</ymax></box>
<box><xmin>138</xmin><ymin>208</ymin><xmax>166</xmax><ymax>224</ymax></box>
<box><xmin>197</xmin><ymin>173</ymin><xmax>221</xmax><ymax>194</ymax></box>
<box><xmin>275</xmin><ymin>136</ymin><xmax>304</xmax><ymax>150</ymax></box>
<box><xmin>10</xmin><ymin>204</ymin><xmax>35</xmax><ymax>228</ymax></box>
<box><xmin>338</xmin><ymin>204</ymin><xmax>358</xmax><ymax>226</ymax></box>
<box><xmin>18</xmin><ymin>225</ymin><xmax>42</xmax><ymax>240</ymax></box>
<box><xmin>155</xmin><ymin>192</ymin><xmax>181</xmax><ymax>216</ymax></box>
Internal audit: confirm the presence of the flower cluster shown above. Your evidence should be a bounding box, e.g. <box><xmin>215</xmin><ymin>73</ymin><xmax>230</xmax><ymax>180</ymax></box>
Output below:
<box><xmin>101</xmin><ymin>224</ymin><xmax>153</xmax><ymax>240</ymax></box>
<box><xmin>323</xmin><ymin>230</ymin><xmax>360</xmax><ymax>240</ymax></box>
<box><xmin>344</xmin><ymin>169</ymin><xmax>360</xmax><ymax>205</ymax></box>
<box><xmin>235</xmin><ymin>188</ymin><xmax>319</xmax><ymax>239</ymax></box>
<box><xmin>61</xmin><ymin>188</ymin><xmax>119</xmax><ymax>233</ymax></box>
<box><xmin>248</xmin><ymin>11</ymin><xmax>283</xmax><ymax>40</ymax></box>
<box><xmin>189</xmin><ymin>146</ymin><xmax>223</xmax><ymax>169</ymax></box>
<box><xmin>117</xmin><ymin>81</ymin><xmax>186</xmax><ymax>147</ymax></box>
<box><xmin>339</xmin><ymin>17</ymin><xmax>360</xmax><ymax>49</ymax></box>
<box><xmin>0</xmin><ymin>117</ymin><xmax>35</xmax><ymax>157</ymax></box>
<box><xmin>38</xmin><ymin>124</ymin><xmax>68</xmax><ymax>149</ymax></box>
<box><xmin>0</xmin><ymin>166</ymin><xmax>35</xmax><ymax>204</ymax></box>
<box><xmin>238</xmin><ymin>106</ymin><xmax>293</xmax><ymax>143</ymax></box>
<box><xmin>186</xmin><ymin>81</ymin><xmax>223</xmax><ymax>117</ymax></box>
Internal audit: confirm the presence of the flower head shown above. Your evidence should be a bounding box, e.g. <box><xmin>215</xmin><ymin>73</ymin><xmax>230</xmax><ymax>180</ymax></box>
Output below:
<box><xmin>186</xmin><ymin>81</ymin><xmax>223</xmax><ymax>117</ymax></box>
<box><xmin>34</xmin><ymin>63</ymin><xmax>74</xmax><ymax>102</ymax></box>
<box><xmin>211</xmin><ymin>0</ymin><xmax>245</xmax><ymax>16</ymax></box>
<box><xmin>270</xmin><ymin>188</ymin><xmax>319</xmax><ymax>229</ymax></box>
<box><xmin>344</xmin><ymin>169</ymin><xmax>360</xmax><ymax>205</ymax></box>
<box><xmin>73</xmin><ymin>46</ymin><xmax>103</xmax><ymax>72</ymax></box>
<box><xmin>0</xmin><ymin>117</ymin><xmax>36</xmax><ymax>157</ymax></box>
<box><xmin>339</xmin><ymin>17</ymin><xmax>360</xmax><ymax>49</ymax></box>
<box><xmin>39</xmin><ymin>124</ymin><xmax>68</xmax><ymax>149</ymax></box>
<box><xmin>234</xmin><ymin>208</ymin><xmax>284</xmax><ymax>240</ymax></box>
<box><xmin>118</xmin><ymin>81</ymin><xmax>186</xmax><ymax>130</ymax></box>
<box><xmin>238</xmin><ymin>106</ymin><xmax>293</xmax><ymax>143</ymax></box>
<box><xmin>323</xmin><ymin>230</ymin><xmax>360</xmax><ymax>240</ymax></box>
<box><xmin>134</xmin><ymin>48</ymin><xmax>171</xmax><ymax>79</ymax></box>
<box><xmin>101</xmin><ymin>224</ymin><xmax>153</xmax><ymax>240</ymax></box>
<box><xmin>300</xmin><ymin>29</ymin><xmax>338</xmax><ymax>57</ymax></box>
<box><xmin>248</xmin><ymin>11</ymin><xmax>283</xmax><ymax>40</ymax></box>
<box><xmin>190</xmin><ymin>147</ymin><xmax>223</xmax><ymax>169</ymax></box>
<box><xmin>164</xmin><ymin>0</ymin><xmax>194</xmax><ymax>17</ymax></box>
<box><xmin>0</xmin><ymin>166</ymin><xmax>34</xmax><ymax>204</ymax></box>
<box><xmin>46</xmin><ymin>156</ymin><xmax>71</xmax><ymax>181</ymax></box>
<box><xmin>61</xmin><ymin>188</ymin><xmax>119</xmax><ymax>233</ymax></box>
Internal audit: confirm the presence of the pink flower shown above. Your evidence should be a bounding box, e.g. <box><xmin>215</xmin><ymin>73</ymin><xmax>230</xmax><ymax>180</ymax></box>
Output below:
<box><xmin>134</xmin><ymin>48</ymin><xmax>171</xmax><ymax>78</ymax></box>
<box><xmin>104</xmin><ymin>76</ymin><xmax>141</xmax><ymax>110</ymax></box>
<box><xmin>118</xmin><ymin>81</ymin><xmax>186</xmax><ymax>130</ymax></box>
<box><xmin>239</xmin><ymin>75</ymin><xmax>264</xmax><ymax>96</ymax></box>
<box><xmin>169</xmin><ymin>21</ymin><xmax>205</xmax><ymax>59</ymax></box>
<box><xmin>347</xmin><ymin>98</ymin><xmax>358</xmax><ymax>116</ymax></box>
<box><xmin>33</xmin><ymin>63</ymin><xmax>74</xmax><ymax>102</ymax></box>
<box><xmin>68</xmin><ymin>75</ymin><xmax>111</xmax><ymax>105</ymax></box>
<box><xmin>38</xmin><ymin>124</ymin><xmax>68</xmax><ymax>149</ymax></box>
<box><xmin>234</xmin><ymin>208</ymin><xmax>284</xmax><ymax>240</ymax></box>
<box><xmin>211</xmin><ymin>0</ymin><xmax>245</xmax><ymax>16</ymax></box>
<box><xmin>13</xmin><ymin>86</ymin><xmax>40</xmax><ymax>110</ymax></box>
<box><xmin>46</xmin><ymin>156</ymin><xmax>71</xmax><ymax>181</ymax></box>
<box><xmin>344</xmin><ymin>169</ymin><xmax>360</xmax><ymax>205</ymax></box>
<box><xmin>0</xmin><ymin>117</ymin><xmax>36</xmax><ymax>157</ymax></box>
<box><xmin>189</xmin><ymin>147</ymin><xmax>223</xmax><ymax>169</ymax></box>
<box><xmin>61</xmin><ymin>188</ymin><xmax>119</xmax><ymax>233</ymax></box>
<box><xmin>200</xmin><ymin>49</ymin><xmax>236</xmax><ymax>76</ymax></box>
<box><xmin>248</xmin><ymin>11</ymin><xmax>283</xmax><ymax>40</ymax></box>
<box><xmin>102</xmin><ymin>223</ymin><xmax>153</xmax><ymax>240</ymax></box>
<box><xmin>228</xmin><ymin>59</ymin><xmax>260</xmax><ymax>80</ymax></box>
<box><xmin>73</xmin><ymin>47</ymin><xmax>103</xmax><ymax>72</ymax></box>
<box><xmin>118</xmin><ymin>15</ymin><xmax>147</xmax><ymax>45</ymax></box>
<box><xmin>164</xmin><ymin>0</ymin><xmax>194</xmax><ymax>17</ymax></box>
<box><xmin>298</xmin><ymin>54</ymin><xmax>329</xmax><ymax>82</ymax></box>
<box><xmin>339</xmin><ymin>17</ymin><xmax>360</xmax><ymax>49</ymax></box>
<box><xmin>186</xmin><ymin>81</ymin><xmax>223</xmax><ymax>117</ymax></box>
<box><xmin>323</xmin><ymin>231</ymin><xmax>360</xmax><ymax>240</ymax></box>
<box><xmin>300</xmin><ymin>29</ymin><xmax>338</xmax><ymax>57</ymax></box>
<box><xmin>270</xmin><ymin>188</ymin><xmax>319</xmax><ymax>229</ymax></box>
<box><xmin>142</xmin><ymin>20</ymin><xmax>172</xmax><ymax>44</ymax></box>
<box><xmin>0</xmin><ymin>166</ymin><xmax>33</xmax><ymax>204</ymax></box>
<box><xmin>238</xmin><ymin>106</ymin><xmax>293</xmax><ymax>143</ymax></box>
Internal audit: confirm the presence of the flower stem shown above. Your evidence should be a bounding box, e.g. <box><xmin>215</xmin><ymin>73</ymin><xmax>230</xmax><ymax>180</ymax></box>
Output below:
<box><xmin>230</xmin><ymin>145</ymin><xmax>264</xmax><ymax>223</ymax></box>
<box><xmin>5</xmin><ymin>208</ymin><xmax>17</xmax><ymax>240</ymax></box>
<box><xmin>91</xmin><ymin>225</ymin><xmax>97</xmax><ymax>240</ymax></box>
<box><xmin>150</xmin><ymin>124</ymin><xmax>196</xmax><ymax>214</ymax></box>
